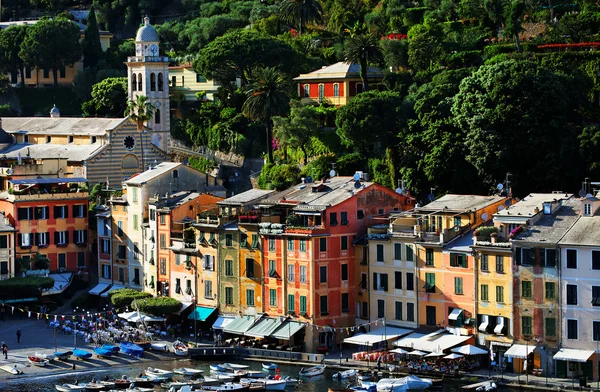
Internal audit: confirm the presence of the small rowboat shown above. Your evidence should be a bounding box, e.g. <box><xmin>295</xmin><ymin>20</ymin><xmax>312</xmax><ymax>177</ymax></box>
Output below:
<box><xmin>210</xmin><ymin>364</ymin><xmax>228</xmax><ymax>372</ymax></box>
<box><xmin>332</xmin><ymin>369</ymin><xmax>358</xmax><ymax>380</ymax></box>
<box><xmin>101</xmin><ymin>344</ymin><xmax>120</xmax><ymax>354</ymax></box>
<box><xmin>299</xmin><ymin>365</ymin><xmax>326</xmax><ymax>378</ymax></box>
<box><xmin>53</xmin><ymin>351</ymin><xmax>73</xmax><ymax>360</ymax></box>
<box><xmin>223</xmin><ymin>363</ymin><xmax>249</xmax><ymax>370</ymax></box>
<box><xmin>172</xmin><ymin>340</ymin><xmax>188</xmax><ymax>357</ymax></box>
<box><xmin>28</xmin><ymin>355</ymin><xmax>50</xmax><ymax>367</ymax></box>
<box><xmin>145</xmin><ymin>366</ymin><xmax>174</xmax><ymax>378</ymax></box>
<box><xmin>72</xmin><ymin>349</ymin><xmax>92</xmax><ymax>360</ymax></box>
<box><xmin>54</xmin><ymin>384</ymin><xmax>85</xmax><ymax>391</ymax></box>
<box><xmin>35</xmin><ymin>352</ymin><xmax>55</xmax><ymax>361</ymax></box>
<box><xmin>120</xmin><ymin>342</ymin><xmax>144</xmax><ymax>358</ymax></box>
<box><xmin>173</xmin><ymin>367</ymin><xmax>204</xmax><ymax>376</ymax></box>
<box><xmin>93</xmin><ymin>347</ymin><xmax>114</xmax><ymax>358</ymax></box>
<box><xmin>262</xmin><ymin>363</ymin><xmax>278</xmax><ymax>371</ymax></box>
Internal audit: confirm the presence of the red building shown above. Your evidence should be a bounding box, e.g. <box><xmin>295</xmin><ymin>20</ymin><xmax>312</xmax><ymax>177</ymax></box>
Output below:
<box><xmin>294</xmin><ymin>62</ymin><xmax>384</xmax><ymax>107</ymax></box>
<box><xmin>257</xmin><ymin>174</ymin><xmax>413</xmax><ymax>351</ymax></box>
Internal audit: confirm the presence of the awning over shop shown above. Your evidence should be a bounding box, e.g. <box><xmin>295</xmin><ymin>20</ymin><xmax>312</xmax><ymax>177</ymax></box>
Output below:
<box><xmin>223</xmin><ymin>315</ymin><xmax>261</xmax><ymax>335</ymax></box>
<box><xmin>188</xmin><ymin>306</ymin><xmax>217</xmax><ymax>321</ymax></box>
<box><xmin>118</xmin><ymin>311</ymin><xmax>166</xmax><ymax>323</ymax></box>
<box><xmin>175</xmin><ymin>302</ymin><xmax>194</xmax><ymax>315</ymax></box>
<box><xmin>89</xmin><ymin>283</ymin><xmax>111</xmax><ymax>296</ymax></box>
<box><xmin>494</xmin><ymin>316</ymin><xmax>505</xmax><ymax>334</ymax></box>
<box><xmin>245</xmin><ymin>317</ymin><xmax>283</xmax><ymax>338</ymax></box>
<box><xmin>213</xmin><ymin>316</ymin><xmax>236</xmax><ymax>330</ymax></box>
<box><xmin>478</xmin><ymin>315</ymin><xmax>489</xmax><ymax>332</ymax></box>
<box><xmin>394</xmin><ymin>331</ymin><xmax>471</xmax><ymax>352</ymax></box>
<box><xmin>270</xmin><ymin>320</ymin><xmax>305</xmax><ymax>340</ymax></box>
<box><xmin>41</xmin><ymin>273</ymin><xmax>73</xmax><ymax>296</ymax></box>
<box><xmin>554</xmin><ymin>348</ymin><xmax>595</xmax><ymax>363</ymax></box>
<box><xmin>101</xmin><ymin>284</ymin><xmax>125</xmax><ymax>298</ymax></box>
<box><xmin>344</xmin><ymin>327</ymin><xmax>412</xmax><ymax>346</ymax></box>
<box><xmin>448</xmin><ymin>308</ymin><xmax>463</xmax><ymax>321</ymax></box>
<box><xmin>505</xmin><ymin>344</ymin><xmax>535</xmax><ymax>359</ymax></box>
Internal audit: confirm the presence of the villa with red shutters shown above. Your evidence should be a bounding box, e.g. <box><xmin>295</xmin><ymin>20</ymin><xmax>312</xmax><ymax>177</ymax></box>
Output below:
<box><xmin>294</xmin><ymin>62</ymin><xmax>384</xmax><ymax>106</ymax></box>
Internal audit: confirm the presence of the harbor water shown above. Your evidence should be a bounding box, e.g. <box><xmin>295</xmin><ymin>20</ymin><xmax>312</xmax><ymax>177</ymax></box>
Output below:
<box><xmin>0</xmin><ymin>358</ymin><xmax>512</xmax><ymax>391</ymax></box>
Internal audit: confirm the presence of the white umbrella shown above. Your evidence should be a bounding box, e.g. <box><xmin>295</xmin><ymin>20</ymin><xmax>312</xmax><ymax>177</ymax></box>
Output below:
<box><xmin>451</xmin><ymin>344</ymin><xmax>488</xmax><ymax>356</ymax></box>
<box><xmin>407</xmin><ymin>350</ymin><xmax>427</xmax><ymax>357</ymax></box>
<box><xmin>444</xmin><ymin>353</ymin><xmax>464</xmax><ymax>360</ymax></box>
<box><xmin>424</xmin><ymin>352</ymin><xmax>445</xmax><ymax>358</ymax></box>
<box><xmin>390</xmin><ymin>348</ymin><xmax>408</xmax><ymax>354</ymax></box>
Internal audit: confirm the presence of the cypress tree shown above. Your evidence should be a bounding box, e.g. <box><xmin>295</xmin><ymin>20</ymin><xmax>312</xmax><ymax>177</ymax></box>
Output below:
<box><xmin>81</xmin><ymin>6</ymin><xmax>103</xmax><ymax>68</ymax></box>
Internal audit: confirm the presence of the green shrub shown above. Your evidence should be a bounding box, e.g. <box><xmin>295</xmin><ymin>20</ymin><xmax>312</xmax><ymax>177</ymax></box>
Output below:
<box><xmin>0</xmin><ymin>276</ymin><xmax>54</xmax><ymax>297</ymax></box>
<box><xmin>475</xmin><ymin>226</ymin><xmax>498</xmax><ymax>240</ymax></box>
<box><xmin>446</xmin><ymin>50</ymin><xmax>483</xmax><ymax>68</ymax></box>
<box><xmin>110</xmin><ymin>288</ymin><xmax>152</xmax><ymax>308</ymax></box>
<box><xmin>138</xmin><ymin>297</ymin><xmax>181</xmax><ymax>316</ymax></box>
<box><xmin>403</xmin><ymin>7</ymin><xmax>429</xmax><ymax>26</ymax></box>
<box><xmin>301</xmin><ymin>155</ymin><xmax>335</xmax><ymax>180</ymax></box>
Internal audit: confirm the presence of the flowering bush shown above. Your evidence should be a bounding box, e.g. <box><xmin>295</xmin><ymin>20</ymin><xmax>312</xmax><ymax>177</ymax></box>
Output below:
<box><xmin>381</xmin><ymin>33</ymin><xmax>407</xmax><ymax>41</ymax></box>
<box><xmin>538</xmin><ymin>42</ymin><xmax>600</xmax><ymax>50</ymax></box>
<box><xmin>509</xmin><ymin>226</ymin><xmax>524</xmax><ymax>238</ymax></box>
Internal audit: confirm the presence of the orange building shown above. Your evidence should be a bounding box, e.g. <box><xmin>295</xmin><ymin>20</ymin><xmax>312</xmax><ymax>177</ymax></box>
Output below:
<box><xmin>0</xmin><ymin>163</ymin><xmax>89</xmax><ymax>275</ymax></box>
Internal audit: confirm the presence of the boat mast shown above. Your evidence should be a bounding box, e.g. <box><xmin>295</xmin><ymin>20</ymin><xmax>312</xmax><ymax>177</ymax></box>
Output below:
<box><xmin>133</xmin><ymin>299</ymin><xmax>149</xmax><ymax>337</ymax></box>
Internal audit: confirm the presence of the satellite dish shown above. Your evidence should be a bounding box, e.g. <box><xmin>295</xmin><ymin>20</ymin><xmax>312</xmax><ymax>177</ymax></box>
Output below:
<box><xmin>586</xmin><ymin>193</ymin><xmax>593</xmax><ymax>198</ymax></box>
<box><xmin>395</xmin><ymin>187</ymin><xmax>403</xmax><ymax>194</ymax></box>
<box><xmin>353</xmin><ymin>173</ymin><xmax>361</xmax><ymax>181</ymax></box>
<box><xmin>498</xmin><ymin>205</ymin><xmax>505</xmax><ymax>211</ymax></box>
<box><xmin>427</xmin><ymin>193</ymin><xmax>435</xmax><ymax>201</ymax></box>
<box><xmin>354</xmin><ymin>181</ymin><xmax>361</xmax><ymax>189</ymax></box>
<box><xmin>579</xmin><ymin>189</ymin><xmax>586</xmax><ymax>198</ymax></box>
<box><xmin>497</xmin><ymin>183</ymin><xmax>504</xmax><ymax>190</ymax></box>
<box><xmin>329</xmin><ymin>170</ymin><xmax>336</xmax><ymax>178</ymax></box>
<box><xmin>505</xmin><ymin>199</ymin><xmax>511</xmax><ymax>207</ymax></box>
<box><xmin>482</xmin><ymin>213</ymin><xmax>489</xmax><ymax>221</ymax></box>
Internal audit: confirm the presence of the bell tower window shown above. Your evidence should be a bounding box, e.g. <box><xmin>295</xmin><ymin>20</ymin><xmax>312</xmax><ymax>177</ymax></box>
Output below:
<box><xmin>155</xmin><ymin>109</ymin><xmax>161</xmax><ymax>124</ymax></box>
<box><xmin>131</xmin><ymin>74</ymin><xmax>137</xmax><ymax>91</ymax></box>
<box><xmin>150</xmin><ymin>73</ymin><xmax>156</xmax><ymax>91</ymax></box>
<box><xmin>158</xmin><ymin>73</ymin><xmax>164</xmax><ymax>91</ymax></box>
<box><xmin>137</xmin><ymin>73</ymin><xmax>142</xmax><ymax>91</ymax></box>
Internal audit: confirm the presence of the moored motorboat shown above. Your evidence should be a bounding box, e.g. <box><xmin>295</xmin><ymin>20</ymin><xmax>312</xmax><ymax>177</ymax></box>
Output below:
<box><xmin>263</xmin><ymin>379</ymin><xmax>286</xmax><ymax>391</ymax></box>
<box><xmin>93</xmin><ymin>347</ymin><xmax>114</xmax><ymax>358</ymax></box>
<box><xmin>172</xmin><ymin>340</ymin><xmax>188</xmax><ymax>357</ymax></box>
<box><xmin>102</xmin><ymin>344</ymin><xmax>120</xmax><ymax>355</ymax></box>
<box><xmin>243</xmin><ymin>370</ymin><xmax>267</xmax><ymax>378</ymax></box>
<box><xmin>299</xmin><ymin>365</ymin><xmax>326</xmax><ymax>378</ymax></box>
<box><xmin>145</xmin><ymin>366</ymin><xmax>174</xmax><ymax>378</ymax></box>
<box><xmin>223</xmin><ymin>363</ymin><xmax>250</xmax><ymax>370</ymax></box>
<box><xmin>376</xmin><ymin>375</ymin><xmax>433</xmax><ymax>391</ymax></box>
<box><xmin>150</xmin><ymin>342</ymin><xmax>169</xmax><ymax>352</ymax></box>
<box><xmin>35</xmin><ymin>352</ymin><xmax>55</xmax><ymax>361</ymax></box>
<box><xmin>210</xmin><ymin>364</ymin><xmax>228</xmax><ymax>372</ymax></box>
<box><xmin>211</xmin><ymin>372</ymin><xmax>237</xmax><ymax>382</ymax></box>
<box><xmin>262</xmin><ymin>363</ymin><xmax>278</xmax><ymax>371</ymax></box>
<box><xmin>332</xmin><ymin>369</ymin><xmax>358</xmax><ymax>380</ymax></box>
<box><xmin>84</xmin><ymin>381</ymin><xmax>114</xmax><ymax>391</ymax></box>
<box><xmin>54</xmin><ymin>384</ymin><xmax>86</xmax><ymax>391</ymax></box>
<box><xmin>160</xmin><ymin>379</ymin><xmax>204</xmax><ymax>390</ymax></box>
<box><xmin>28</xmin><ymin>355</ymin><xmax>50</xmax><ymax>367</ymax></box>
<box><xmin>173</xmin><ymin>367</ymin><xmax>204</xmax><ymax>376</ymax></box>
<box><xmin>201</xmin><ymin>382</ymin><xmax>249</xmax><ymax>391</ymax></box>
<box><xmin>282</xmin><ymin>376</ymin><xmax>300</xmax><ymax>385</ymax></box>
<box><xmin>119</xmin><ymin>342</ymin><xmax>144</xmax><ymax>358</ymax></box>
<box><xmin>476</xmin><ymin>381</ymin><xmax>497</xmax><ymax>392</ymax></box>
<box><xmin>72</xmin><ymin>349</ymin><xmax>92</xmax><ymax>360</ymax></box>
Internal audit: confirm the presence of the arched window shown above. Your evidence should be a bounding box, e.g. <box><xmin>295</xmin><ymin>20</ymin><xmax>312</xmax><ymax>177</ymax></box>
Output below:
<box><xmin>150</xmin><ymin>73</ymin><xmax>156</xmax><ymax>91</ymax></box>
<box><xmin>121</xmin><ymin>154</ymin><xmax>139</xmax><ymax>170</ymax></box>
<box><xmin>137</xmin><ymin>73</ymin><xmax>142</xmax><ymax>91</ymax></box>
<box><xmin>318</xmin><ymin>84</ymin><xmax>324</xmax><ymax>102</ymax></box>
<box><xmin>155</xmin><ymin>108</ymin><xmax>161</xmax><ymax>124</ymax></box>
<box><xmin>157</xmin><ymin>73</ymin><xmax>164</xmax><ymax>91</ymax></box>
<box><xmin>132</xmin><ymin>74</ymin><xmax>137</xmax><ymax>92</ymax></box>
<box><xmin>333</xmin><ymin>83</ymin><xmax>339</xmax><ymax>97</ymax></box>
<box><xmin>304</xmin><ymin>84</ymin><xmax>310</xmax><ymax>97</ymax></box>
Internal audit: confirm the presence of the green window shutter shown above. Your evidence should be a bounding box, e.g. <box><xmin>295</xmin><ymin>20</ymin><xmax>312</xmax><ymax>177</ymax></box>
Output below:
<box><xmin>406</xmin><ymin>245</ymin><xmax>414</xmax><ymax>261</ymax></box>
<box><xmin>394</xmin><ymin>243</ymin><xmax>402</xmax><ymax>260</ymax></box>
<box><xmin>288</xmin><ymin>294</ymin><xmax>295</xmax><ymax>312</ymax></box>
<box><xmin>300</xmin><ymin>296</ymin><xmax>307</xmax><ymax>314</ymax></box>
<box><xmin>461</xmin><ymin>254</ymin><xmax>467</xmax><ymax>268</ymax></box>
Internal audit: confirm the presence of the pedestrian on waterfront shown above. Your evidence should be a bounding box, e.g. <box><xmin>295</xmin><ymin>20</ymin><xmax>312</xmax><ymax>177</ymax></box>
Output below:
<box><xmin>2</xmin><ymin>342</ymin><xmax>8</xmax><ymax>359</ymax></box>
<box><xmin>16</xmin><ymin>329</ymin><xmax>21</xmax><ymax>343</ymax></box>
<box><xmin>377</xmin><ymin>355</ymin><xmax>382</xmax><ymax>371</ymax></box>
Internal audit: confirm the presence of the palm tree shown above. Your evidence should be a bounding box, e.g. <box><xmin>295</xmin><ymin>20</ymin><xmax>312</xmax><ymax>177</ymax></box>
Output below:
<box><xmin>279</xmin><ymin>0</ymin><xmax>323</xmax><ymax>35</ymax></box>
<box><xmin>344</xmin><ymin>33</ymin><xmax>382</xmax><ymax>92</ymax></box>
<box><xmin>242</xmin><ymin>67</ymin><xmax>291</xmax><ymax>163</ymax></box>
<box><xmin>125</xmin><ymin>95</ymin><xmax>156</xmax><ymax>172</ymax></box>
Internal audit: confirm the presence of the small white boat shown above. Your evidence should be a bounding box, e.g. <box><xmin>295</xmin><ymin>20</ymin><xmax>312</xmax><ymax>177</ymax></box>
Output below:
<box><xmin>150</xmin><ymin>342</ymin><xmax>169</xmax><ymax>352</ymax></box>
<box><xmin>282</xmin><ymin>376</ymin><xmax>300</xmax><ymax>385</ymax></box>
<box><xmin>476</xmin><ymin>381</ymin><xmax>497</xmax><ymax>392</ymax></box>
<box><xmin>161</xmin><ymin>380</ymin><xmax>204</xmax><ymax>390</ymax></box>
<box><xmin>145</xmin><ymin>366</ymin><xmax>174</xmax><ymax>378</ymax></box>
<box><xmin>223</xmin><ymin>363</ymin><xmax>249</xmax><ymax>370</ymax></box>
<box><xmin>211</xmin><ymin>372</ymin><xmax>236</xmax><ymax>382</ymax></box>
<box><xmin>55</xmin><ymin>384</ymin><xmax>86</xmax><ymax>392</ymax></box>
<box><xmin>376</xmin><ymin>375</ymin><xmax>433</xmax><ymax>392</ymax></box>
<box><xmin>35</xmin><ymin>352</ymin><xmax>55</xmax><ymax>361</ymax></box>
<box><xmin>83</xmin><ymin>382</ymin><xmax>111</xmax><ymax>390</ymax></box>
<box><xmin>201</xmin><ymin>383</ymin><xmax>247</xmax><ymax>391</ymax></box>
<box><xmin>210</xmin><ymin>364</ymin><xmax>228</xmax><ymax>372</ymax></box>
<box><xmin>333</xmin><ymin>369</ymin><xmax>358</xmax><ymax>380</ymax></box>
<box><xmin>299</xmin><ymin>365</ymin><xmax>325</xmax><ymax>378</ymax></box>
<box><xmin>124</xmin><ymin>387</ymin><xmax>155</xmax><ymax>392</ymax></box>
<box><xmin>264</xmin><ymin>379</ymin><xmax>287</xmax><ymax>391</ymax></box>
<box><xmin>243</xmin><ymin>370</ymin><xmax>267</xmax><ymax>378</ymax></box>
<box><xmin>29</xmin><ymin>356</ymin><xmax>50</xmax><ymax>367</ymax></box>
<box><xmin>262</xmin><ymin>362</ymin><xmax>278</xmax><ymax>371</ymax></box>
<box><xmin>173</xmin><ymin>367</ymin><xmax>204</xmax><ymax>376</ymax></box>
<box><xmin>172</xmin><ymin>340</ymin><xmax>188</xmax><ymax>356</ymax></box>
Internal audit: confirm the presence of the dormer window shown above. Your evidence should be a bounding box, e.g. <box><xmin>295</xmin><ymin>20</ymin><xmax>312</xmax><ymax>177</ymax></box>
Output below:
<box><xmin>585</xmin><ymin>203</ymin><xmax>592</xmax><ymax>216</ymax></box>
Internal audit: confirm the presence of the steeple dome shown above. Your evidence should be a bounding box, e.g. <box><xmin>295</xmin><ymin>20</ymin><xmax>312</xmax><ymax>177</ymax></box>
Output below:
<box><xmin>135</xmin><ymin>17</ymin><xmax>159</xmax><ymax>43</ymax></box>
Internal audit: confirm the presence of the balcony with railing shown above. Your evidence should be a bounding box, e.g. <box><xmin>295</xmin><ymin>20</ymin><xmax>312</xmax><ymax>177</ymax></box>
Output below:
<box><xmin>127</xmin><ymin>56</ymin><xmax>169</xmax><ymax>63</ymax></box>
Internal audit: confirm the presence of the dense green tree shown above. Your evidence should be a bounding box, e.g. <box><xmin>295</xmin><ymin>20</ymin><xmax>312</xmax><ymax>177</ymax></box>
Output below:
<box><xmin>452</xmin><ymin>60</ymin><xmax>588</xmax><ymax>195</ymax></box>
<box><xmin>125</xmin><ymin>95</ymin><xmax>155</xmax><ymax>171</ymax></box>
<box><xmin>81</xmin><ymin>6</ymin><xmax>103</xmax><ymax>69</ymax></box>
<box><xmin>484</xmin><ymin>0</ymin><xmax>506</xmax><ymax>26</ymax></box>
<box><xmin>19</xmin><ymin>18</ymin><xmax>82</xmax><ymax>87</ymax></box>
<box><xmin>183</xmin><ymin>15</ymin><xmax>247</xmax><ymax>53</ymax></box>
<box><xmin>504</xmin><ymin>0</ymin><xmax>527</xmax><ymax>52</ymax></box>
<box><xmin>242</xmin><ymin>67</ymin><xmax>291</xmax><ymax>163</ymax></box>
<box><xmin>82</xmin><ymin>77</ymin><xmax>127</xmax><ymax>117</ymax></box>
<box><xmin>273</xmin><ymin>101</ymin><xmax>319</xmax><ymax>164</ymax></box>
<box><xmin>381</xmin><ymin>39</ymin><xmax>409</xmax><ymax>71</ymax></box>
<box><xmin>194</xmin><ymin>30</ymin><xmax>305</xmax><ymax>85</ymax></box>
<box><xmin>336</xmin><ymin>90</ymin><xmax>407</xmax><ymax>156</ymax></box>
<box><xmin>0</xmin><ymin>25</ymin><xmax>27</xmax><ymax>86</ymax></box>
<box><xmin>458</xmin><ymin>0</ymin><xmax>488</xmax><ymax>22</ymax></box>
<box><xmin>344</xmin><ymin>33</ymin><xmax>382</xmax><ymax>91</ymax></box>
<box><xmin>279</xmin><ymin>0</ymin><xmax>323</xmax><ymax>34</ymax></box>
<box><xmin>407</xmin><ymin>22</ymin><xmax>445</xmax><ymax>72</ymax></box>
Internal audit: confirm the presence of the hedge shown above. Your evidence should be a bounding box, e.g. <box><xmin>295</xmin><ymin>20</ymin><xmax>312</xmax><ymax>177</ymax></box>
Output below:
<box><xmin>0</xmin><ymin>276</ymin><xmax>54</xmax><ymax>297</ymax></box>
<box><xmin>475</xmin><ymin>226</ymin><xmax>498</xmax><ymax>240</ymax></box>
<box><xmin>110</xmin><ymin>288</ymin><xmax>153</xmax><ymax>308</ymax></box>
<box><xmin>138</xmin><ymin>297</ymin><xmax>181</xmax><ymax>316</ymax></box>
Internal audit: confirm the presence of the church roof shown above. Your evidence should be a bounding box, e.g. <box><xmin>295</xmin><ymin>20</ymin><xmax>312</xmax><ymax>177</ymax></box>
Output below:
<box><xmin>1</xmin><ymin>117</ymin><xmax>125</xmax><ymax>136</ymax></box>
<box><xmin>294</xmin><ymin>61</ymin><xmax>384</xmax><ymax>81</ymax></box>
<box><xmin>136</xmin><ymin>17</ymin><xmax>159</xmax><ymax>42</ymax></box>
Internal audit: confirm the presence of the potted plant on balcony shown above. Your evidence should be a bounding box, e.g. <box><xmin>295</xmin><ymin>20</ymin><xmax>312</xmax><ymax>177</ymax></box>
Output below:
<box><xmin>490</xmin><ymin>232</ymin><xmax>498</xmax><ymax>244</ymax></box>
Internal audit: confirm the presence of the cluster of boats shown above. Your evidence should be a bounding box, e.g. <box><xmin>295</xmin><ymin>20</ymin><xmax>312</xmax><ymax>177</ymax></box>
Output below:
<box><xmin>330</xmin><ymin>374</ymin><xmax>434</xmax><ymax>392</ymax></box>
<box><xmin>52</xmin><ymin>362</ymin><xmax>311</xmax><ymax>392</ymax></box>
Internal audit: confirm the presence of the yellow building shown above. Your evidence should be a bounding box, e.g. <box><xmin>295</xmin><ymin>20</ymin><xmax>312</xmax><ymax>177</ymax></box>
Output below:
<box><xmin>169</xmin><ymin>65</ymin><xmax>223</xmax><ymax>102</ymax></box>
<box><xmin>0</xmin><ymin>19</ymin><xmax>113</xmax><ymax>87</ymax></box>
